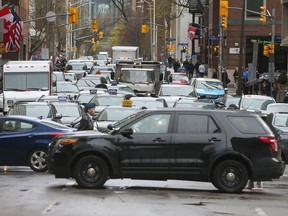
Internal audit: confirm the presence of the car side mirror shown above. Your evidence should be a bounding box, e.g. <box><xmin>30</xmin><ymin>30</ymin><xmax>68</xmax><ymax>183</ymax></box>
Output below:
<box><xmin>121</xmin><ymin>127</ymin><xmax>133</xmax><ymax>137</ymax></box>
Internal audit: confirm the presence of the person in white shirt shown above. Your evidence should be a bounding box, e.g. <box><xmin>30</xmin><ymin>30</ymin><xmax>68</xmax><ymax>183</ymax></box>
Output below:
<box><xmin>198</xmin><ymin>63</ymin><xmax>205</xmax><ymax>77</ymax></box>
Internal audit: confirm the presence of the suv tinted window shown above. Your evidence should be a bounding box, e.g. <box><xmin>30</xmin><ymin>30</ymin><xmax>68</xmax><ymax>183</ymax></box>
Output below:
<box><xmin>131</xmin><ymin>114</ymin><xmax>171</xmax><ymax>134</ymax></box>
<box><xmin>177</xmin><ymin>114</ymin><xmax>219</xmax><ymax>134</ymax></box>
<box><xmin>228</xmin><ymin>116</ymin><xmax>266</xmax><ymax>134</ymax></box>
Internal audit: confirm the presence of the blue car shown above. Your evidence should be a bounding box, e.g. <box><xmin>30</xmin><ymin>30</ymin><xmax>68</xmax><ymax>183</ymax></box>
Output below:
<box><xmin>190</xmin><ymin>78</ymin><xmax>225</xmax><ymax>102</ymax></box>
<box><xmin>0</xmin><ymin>116</ymin><xmax>75</xmax><ymax>172</ymax></box>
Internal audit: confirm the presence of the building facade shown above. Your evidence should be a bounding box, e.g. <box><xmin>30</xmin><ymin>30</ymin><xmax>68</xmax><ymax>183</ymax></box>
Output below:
<box><xmin>208</xmin><ymin>0</ymin><xmax>284</xmax><ymax>74</ymax></box>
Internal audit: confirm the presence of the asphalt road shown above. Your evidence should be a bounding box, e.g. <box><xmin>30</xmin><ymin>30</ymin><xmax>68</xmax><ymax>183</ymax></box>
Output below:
<box><xmin>0</xmin><ymin>165</ymin><xmax>287</xmax><ymax>216</ymax></box>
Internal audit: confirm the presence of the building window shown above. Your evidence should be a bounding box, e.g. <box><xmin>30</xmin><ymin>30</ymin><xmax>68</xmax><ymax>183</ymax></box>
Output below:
<box><xmin>246</xmin><ymin>0</ymin><xmax>264</xmax><ymax>19</ymax></box>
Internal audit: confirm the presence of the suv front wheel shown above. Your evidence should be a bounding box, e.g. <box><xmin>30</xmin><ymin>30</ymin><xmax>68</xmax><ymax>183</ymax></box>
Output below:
<box><xmin>74</xmin><ymin>155</ymin><xmax>108</xmax><ymax>188</ymax></box>
<box><xmin>212</xmin><ymin>160</ymin><xmax>248</xmax><ymax>193</ymax></box>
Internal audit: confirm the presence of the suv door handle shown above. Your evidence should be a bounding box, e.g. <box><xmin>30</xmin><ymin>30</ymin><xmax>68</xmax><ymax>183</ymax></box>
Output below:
<box><xmin>153</xmin><ymin>138</ymin><xmax>166</xmax><ymax>143</ymax></box>
<box><xmin>208</xmin><ymin>137</ymin><xmax>221</xmax><ymax>142</ymax></box>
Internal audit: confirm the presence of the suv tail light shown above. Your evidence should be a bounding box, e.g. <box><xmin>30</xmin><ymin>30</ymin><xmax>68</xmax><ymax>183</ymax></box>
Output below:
<box><xmin>259</xmin><ymin>136</ymin><xmax>278</xmax><ymax>153</ymax></box>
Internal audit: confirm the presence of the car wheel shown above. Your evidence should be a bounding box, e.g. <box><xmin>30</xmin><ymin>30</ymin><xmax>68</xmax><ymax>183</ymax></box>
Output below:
<box><xmin>28</xmin><ymin>148</ymin><xmax>48</xmax><ymax>172</ymax></box>
<box><xmin>74</xmin><ymin>155</ymin><xmax>108</xmax><ymax>188</ymax></box>
<box><xmin>212</xmin><ymin>160</ymin><xmax>248</xmax><ymax>193</ymax></box>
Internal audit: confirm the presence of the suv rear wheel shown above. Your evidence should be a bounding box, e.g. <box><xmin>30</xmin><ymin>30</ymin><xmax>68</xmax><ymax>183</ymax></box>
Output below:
<box><xmin>74</xmin><ymin>155</ymin><xmax>108</xmax><ymax>188</ymax></box>
<box><xmin>212</xmin><ymin>160</ymin><xmax>248</xmax><ymax>193</ymax></box>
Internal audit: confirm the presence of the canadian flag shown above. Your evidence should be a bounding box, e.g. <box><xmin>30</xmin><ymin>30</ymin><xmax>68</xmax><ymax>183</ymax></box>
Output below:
<box><xmin>188</xmin><ymin>26</ymin><xmax>197</xmax><ymax>40</ymax></box>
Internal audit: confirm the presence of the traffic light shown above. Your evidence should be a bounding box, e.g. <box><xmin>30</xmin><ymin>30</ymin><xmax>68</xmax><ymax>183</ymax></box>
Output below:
<box><xmin>263</xmin><ymin>45</ymin><xmax>269</xmax><ymax>56</ymax></box>
<box><xmin>260</xmin><ymin>6</ymin><xmax>267</xmax><ymax>24</ymax></box>
<box><xmin>213</xmin><ymin>46</ymin><xmax>220</xmax><ymax>54</ymax></box>
<box><xmin>269</xmin><ymin>44</ymin><xmax>275</xmax><ymax>54</ymax></box>
<box><xmin>221</xmin><ymin>17</ymin><xmax>227</xmax><ymax>29</ymax></box>
<box><xmin>69</xmin><ymin>7</ymin><xmax>78</xmax><ymax>24</ymax></box>
<box><xmin>166</xmin><ymin>45</ymin><xmax>171</xmax><ymax>52</ymax></box>
<box><xmin>91</xmin><ymin>37</ymin><xmax>95</xmax><ymax>44</ymax></box>
<box><xmin>96</xmin><ymin>40</ymin><xmax>100</xmax><ymax>45</ymax></box>
<box><xmin>91</xmin><ymin>19</ymin><xmax>98</xmax><ymax>32</ymax></box>
<box><xmin>141</xmin><ymin>24</ymin><xmax>148</xmax><ymax>33</ymax></box>
<box><xmin>220</xmin><ymin>0</ymin><xmax>228</xmax><ymax>17</ymax></box>
<box><xmin>99</xmin><ymin>31</ymin><xmax>104</xmax><ymax>39</ymax></box>
<box><xmin>0</xmin><ymin>43</ymin><xmax>8</xmax><ymax>53</ymax></box>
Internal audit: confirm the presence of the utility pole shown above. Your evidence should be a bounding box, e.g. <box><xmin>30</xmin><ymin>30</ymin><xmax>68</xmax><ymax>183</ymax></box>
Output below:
<box><xmin>236</xmin><ymin>0</ymin><xmax>245</xmax><ymax>96</ymax></box>
<box><xmin>269</xmin><ymin>8</ymin><xmax>275</xmax><ymax>97</ymax></box>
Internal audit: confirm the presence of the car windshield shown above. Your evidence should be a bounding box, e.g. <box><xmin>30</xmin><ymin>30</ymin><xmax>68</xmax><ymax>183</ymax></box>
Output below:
<box><xmin>273</xmin><ymin>113</ymin><xmax>288</xmax><ymax>127</ymax></box>
<box><xmin>159</xmin><ymin>86</ymin><xmax>193</xmax><ymax>96</ymax></box>
<box><xmin>56</xmin><ymin>84</ymin><xmax>79</xmax><ymax>93</ymax></box>
<box><xmin>174</xmin><ymin>102</ymin><xmax>216</xmax><ymax>109</ymax></box>
<box><xmin>112</xmin><ymin>110</ymin><xmax>146</xmax><ymax>130</ymax></box>
<box><xmin>91</xmin><ymin>97</ymin><xmax>123</xmax><ymax>106</ymax></box>
<box><xmin>52</xmin><ymin>104</ymin><xmax>81</xmax><ymax>117</ymax></box>
<box><xmin>76</xmin><ymin>79</ymin><xmax>102</xmax><ymax>87</ymax></box>
<box><xmin>132</xmin><ymin>100</ymin><xmax>164</xmax><ymax>108</ymax></box>
<box><xmin>9</xmin><ymin>105</ymin><xmax>51</xmax><ymax>118</ymax></box>
<box><xmin>120</xmin><ymin>70</ymin><xmax>154</xmax><ymax>83</ymax></box>
<box><xmin>242</xmin><ymin>98</ymin><xmax>275</xmax><ymax>110</ymax></box>
<box><xmin>97</xmin><ymin>108</ymin><xmax>141</xmax><ymax>121</ymax></box>
<box><xmin>196</xmin><ymin>81</ymin><xmax>224</xmax><ymax>90</ymax></box>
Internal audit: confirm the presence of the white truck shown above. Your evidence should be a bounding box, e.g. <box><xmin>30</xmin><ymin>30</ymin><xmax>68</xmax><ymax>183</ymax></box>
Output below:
<box><xmin>112</xmin><ymin>46</ymin><xmax>139</xmax><ymax>64</ymax></box>
<box><xmin>0</xmin><ymin>60</ymin><xmax>53</xmax><ymax>114</ymax></box>
<box><xmin>115</xmin><ymin>59</ymin><xmax>163</xmax><ymax>96</ymax></box>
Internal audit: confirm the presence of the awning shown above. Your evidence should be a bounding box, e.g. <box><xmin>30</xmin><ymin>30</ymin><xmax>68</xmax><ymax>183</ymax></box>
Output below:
<box><xmin>280</xmin><ymin>35</ymin><xmax>288</xmax><ymax>46</ymax></box>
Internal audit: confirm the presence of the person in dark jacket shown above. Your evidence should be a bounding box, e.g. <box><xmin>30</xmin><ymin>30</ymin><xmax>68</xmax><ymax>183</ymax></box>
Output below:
<box><xmin>78</xmin><ymin>103</ymin><xmax>96</xmax><ymax>130</ymax></box>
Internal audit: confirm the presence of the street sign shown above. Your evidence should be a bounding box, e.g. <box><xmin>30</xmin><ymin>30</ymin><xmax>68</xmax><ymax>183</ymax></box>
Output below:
<box><xmin>166</xmin><ymin>37</ymin><xmax>176</xmax><ymax>41</ymax></box>
<box><xmin>208</xmin><ymin>36</ymin><xmax>220</xmax><ymax>41</ymax></box>
<box><xmin>46</xmin><ymin>11</ymin><xmax>56</xmax><ymax>22</ymax></box>
<box><xmin>178</xmin><ymin>43</ymin><xmax>188</xmax><ymax>46</ymax></box>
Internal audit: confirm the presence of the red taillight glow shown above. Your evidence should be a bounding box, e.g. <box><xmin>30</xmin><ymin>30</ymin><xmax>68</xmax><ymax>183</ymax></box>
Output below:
<box><xmin>259</xmin><ymin>136</ymin><xmax>278</xmax><ymax>153</ymax></box>
<box><xmin>49</xmin><ymin>132</ymin><xmax>65</xmax><ymax>137</ymax></box>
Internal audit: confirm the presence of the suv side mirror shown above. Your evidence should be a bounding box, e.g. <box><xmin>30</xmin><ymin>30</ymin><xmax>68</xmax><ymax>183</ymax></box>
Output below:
<box><xmin>121</xmin><ymin>127</ymin><xmax>133</xmax><ymax>137</ymax></box>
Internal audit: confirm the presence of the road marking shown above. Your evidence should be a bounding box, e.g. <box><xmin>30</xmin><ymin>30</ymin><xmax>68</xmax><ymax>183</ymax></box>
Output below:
<box><xmin>255</xmin><ymin>207</ymin><xmax>268</xmax><ymax>216</ymax></box>
<box><xmin>42</xmin><ymin>201</ymin><xmax>60</xmax><ymax>214</ymax></box>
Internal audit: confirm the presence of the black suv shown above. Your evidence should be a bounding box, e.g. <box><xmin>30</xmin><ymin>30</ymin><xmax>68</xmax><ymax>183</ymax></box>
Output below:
<box><xmin>47</xmin><ymin>109</ymin><xmax>285</xmax><ymax>193</ymax></box>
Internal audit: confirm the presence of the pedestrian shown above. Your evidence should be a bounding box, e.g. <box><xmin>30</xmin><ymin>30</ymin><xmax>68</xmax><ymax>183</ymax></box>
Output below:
<box><xmin>188</xmin><ymin>59</ymin><xmax>195</xmax><ymax>80</ymax></box>
<box><xmin>212</xmin><ymin>67</ymin><xmax>219</xmax><ymax>79</ymax></box>
<box><xmin>183</xmin><ymin>58</ymin><xmax>189</xmax><ymax>74</ymax></box>
<box><xmin>260</xmin><ymin>80</ymin><xmax>271</xmax><ymax>96</ymax></box>
<box><xmin>78</xmin><ymin>103</ymin><xmax>96</xmax><ymax>130</ymax></box>
<box><xmin>173</xmin><ymin>59</ymin><xmax>181</xmax><ymax>72</ymax></box>
<box><xmin>272</xmin><ymin>78</ymin><xmax>279</xmax><ymax>101</ymax></box>
<box><xmin>194</xmin><ymin>60</ymin><xmax>200</xmax><ymax>77</ymax></box>
<box><xmin>246</xmin><ymin>180</ymin><xmax>263</xmax><ymax>190</ymax></box>
<box><xmin>221</xmin><ymin>68</ymin><xmax>231</xmax><ymax>88</ymax></box>
<box><xmin>198</xmin><ymin>62</ymin><xmax>205</xmax><ymax>77</ymax></box>
<box><xmin>168</xmin><ymin>55</ymin><xmax>173</xmax><ymax>68</ymax></box>
<box><xmin>233</xmin><ymin>67</ymin><xmax>238</xmax><ymax>87</ymax></box>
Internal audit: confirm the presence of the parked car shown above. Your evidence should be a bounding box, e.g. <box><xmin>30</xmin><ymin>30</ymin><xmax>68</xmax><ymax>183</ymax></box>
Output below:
<box><xmin>47</xmin><ymin>109</ymin><xmax>285</xmax><ymax>193</ymax></box>
<box><xmin>0</xmin><ymin>115</ymin><xmax>75</xmax><ymax>172</ymax></box>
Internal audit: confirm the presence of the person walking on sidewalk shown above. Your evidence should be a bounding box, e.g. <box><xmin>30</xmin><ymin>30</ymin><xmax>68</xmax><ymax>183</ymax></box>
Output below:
<box><xmin>198</xmin><ymin>62</ymin><xmax>205</xmax><ymax>77</ymax></box>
